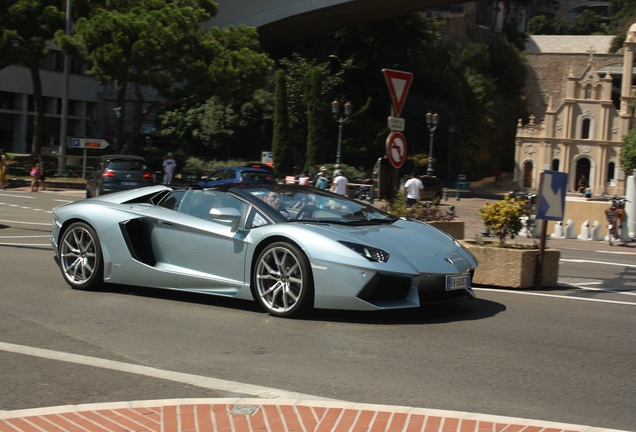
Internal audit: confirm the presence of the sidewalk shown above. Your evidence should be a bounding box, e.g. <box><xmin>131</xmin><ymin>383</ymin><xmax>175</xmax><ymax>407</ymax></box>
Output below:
<box><xmin>0</xmin><ymin>398</ymin><xmax>628</xmax><ymax>432</ymax></box>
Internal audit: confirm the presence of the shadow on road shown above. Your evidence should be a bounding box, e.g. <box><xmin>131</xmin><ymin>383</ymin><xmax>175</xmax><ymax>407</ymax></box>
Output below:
<box><xmin>101</xmin><ymin>284</ymin><xmax>505</xmax><ymax>324</ymax></box>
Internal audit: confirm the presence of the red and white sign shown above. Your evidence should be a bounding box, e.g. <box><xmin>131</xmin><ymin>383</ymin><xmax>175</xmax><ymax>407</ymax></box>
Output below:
<box><xmin>386</xmin><ymin>131</ymin><xmax>407</xmax><ymax>169</ymax></box>
<box><xmin>382</xmin><ymin>69</ymin><xmax>413</xmax><ymax>117</ymax></box>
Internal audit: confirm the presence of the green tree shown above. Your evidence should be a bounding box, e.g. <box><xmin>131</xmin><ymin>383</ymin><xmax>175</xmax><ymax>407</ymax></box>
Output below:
<box><xmin>568</xmin><ymin>9</ymin><xmax>607</xmax><ymax>35</ymax></box>
<box><xmin>0</xmin><ymin>0</ymin><xmax>65</xmax><ymax>154</ymax></box>
<box><xmin>303</xmin><ymin>67</ymin><xmax>325</xmax><ymax>170</ymax></box>
<box><xmin>620</xmin><ymin>126</ymin><xmax>636</xmax><ymax>175</ymax></box>
<box><xmin>272</xmin><ymin>70</ymin><xmax>294</xmax><ymax>174</ymax></box>
<box><xmin>57</xmin><ymin>0</ymin><xmax>272</xmax><ymax>154</ymax></box>
<box><xmin>528</xmin><ymin>15</ymin><xmax>553</xmax><ymax>35</ymax></box>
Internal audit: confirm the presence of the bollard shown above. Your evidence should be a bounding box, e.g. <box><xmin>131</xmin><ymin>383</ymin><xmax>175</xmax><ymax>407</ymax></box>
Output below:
<box><xmin>591</xmin><ymin>220</ymin><xmax>604</xmax><ymax>241</ymax></box>
<box><xmin>577</xmin><ymin>220</ymin><xmax>591</xmax><ymax>240</ymax></box>
<box><xmin>552</xmin><ymin>221</ymin><xmax>564</xmax><ymax>239</ymax></box>
<box><xmin>564</xmin><ymin>219</ymin><xmax>577</xmax><ymax>239</ymax></box>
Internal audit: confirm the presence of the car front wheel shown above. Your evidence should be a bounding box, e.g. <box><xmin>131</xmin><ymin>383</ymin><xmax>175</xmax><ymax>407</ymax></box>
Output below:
<box><xmin>59</xmin><ymin>222</ymin><xmax>103</xmax><ymax>290</ymax></box>
<box><xmin>253</xmin><ymin>242</ymin><xmax>314</xmax><ymax>318</ymax></box>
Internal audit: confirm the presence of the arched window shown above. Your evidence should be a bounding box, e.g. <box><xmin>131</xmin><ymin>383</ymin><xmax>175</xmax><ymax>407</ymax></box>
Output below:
<box><xmin>607</xmin><ymin>162</ymin><xmax>615</xmax><ymax>182</ymax></box>
<box><xmin>552</xmin><ymin>159</ymin><xmax>560</xmax><ymax>171</ymax></box>
<box><xmin>581</xmin><ymin>118</ymin><xmax>591</xmax><ymax>139</ymax></box>
<box><xmin>584</xmin><ymin>84</ymin><xmax>592</xmax><ymax>99</ymax></box>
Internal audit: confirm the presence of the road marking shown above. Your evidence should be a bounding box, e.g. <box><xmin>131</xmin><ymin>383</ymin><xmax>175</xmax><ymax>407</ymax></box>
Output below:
<box><xmin>0</xmin><ymin>341</ymin><xmax>332</xmax><ymax>401</ymax></box>
<box><xmin>474</xmin><ymin>287</ymin><xmax>636</xmax><ymax>306</ymax></box>
<box><xmin>0</xmin><ymin>235</ymin><xmax>49</xmax><ymax>238</ymax></box>
<box><xmin>561</xmin><ymin>258</ymin><xmax>636</xmax><ymax>268</ymax></box>
<box><xmin>0</xmin><ymin>219</ymin><xmax>50</xmax><ymax>226</ymax></box>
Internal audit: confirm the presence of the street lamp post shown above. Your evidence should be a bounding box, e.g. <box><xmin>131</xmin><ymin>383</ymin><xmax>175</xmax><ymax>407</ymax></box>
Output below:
<box><xmin>331</xmin><ymin>99</ymin><xmax>352</xmax><ymax>165</ymax></box>
<box><xmin>426</xmin><ymin>111</ymin><xmax>439</xmax><ymax>176</ymax></box>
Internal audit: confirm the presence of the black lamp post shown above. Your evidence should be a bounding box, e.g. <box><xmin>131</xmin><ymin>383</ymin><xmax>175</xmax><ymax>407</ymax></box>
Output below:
<box><xmin>331</xmin><ymin>99</ymin><xmax>352</xmax><ymax>165</ymax></box>
<box><xmin>426</xmin><ymin>111</ymin><xmax>439</xmax><ymax>176</ymax></box>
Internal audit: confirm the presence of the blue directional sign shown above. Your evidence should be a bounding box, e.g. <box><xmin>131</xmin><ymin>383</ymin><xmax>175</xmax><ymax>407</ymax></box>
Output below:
<box><xmin>536</xmin><ymin>170</ymin><xmax>567</xmax><ymax>221</ymax></box>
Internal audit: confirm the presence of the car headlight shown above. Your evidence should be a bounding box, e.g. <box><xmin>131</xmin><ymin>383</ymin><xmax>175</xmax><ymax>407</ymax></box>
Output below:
<box><xmin>339</xmin><ymin>241</ymin><xmax>390</xmax><ymax>263</ymax></box>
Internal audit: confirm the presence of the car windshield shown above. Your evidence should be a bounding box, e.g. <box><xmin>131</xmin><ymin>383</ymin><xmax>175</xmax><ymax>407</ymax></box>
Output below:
<box><xmin>107</xmin><ymin>159</ymin><xmax>148</xmax><ymax>170</ymax></box>
<box><xmin>243</xmin><ymin>185</ymin><xmax>398</xmax><ymax>225</ymax></box>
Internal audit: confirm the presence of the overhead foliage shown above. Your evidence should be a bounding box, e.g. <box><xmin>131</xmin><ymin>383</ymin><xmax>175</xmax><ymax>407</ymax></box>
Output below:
<box><xmin>56</xmin><ymin>0</ymin><xmax>273</xmax><ymax>154</ymax></box>
<box><xmin>0</xmin><ymin>0</ymin><xmax>65</xmax><ymax>154</ymax></box>
<box><xmin>620</xmin><ymin>125</ymin><xmax>636</xmax><ymax>175</ymax></box>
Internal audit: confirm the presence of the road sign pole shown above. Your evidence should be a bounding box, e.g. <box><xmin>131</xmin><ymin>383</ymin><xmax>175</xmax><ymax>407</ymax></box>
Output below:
<box><xmin>82</xmin><ymin>149</ymin><xmax>88</xmax><ymax>180</ymax></box>
<box><xmin>534</xmin><ymin>219</ymin><xmax>549</xmax><ymax>289</ymax></box>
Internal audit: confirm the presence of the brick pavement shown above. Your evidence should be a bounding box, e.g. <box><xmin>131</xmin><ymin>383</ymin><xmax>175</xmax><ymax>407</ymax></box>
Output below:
<box><xmin>0</xmin><ymin>398</ymin><xmax>628</xmax><ymax>432</ymax></box>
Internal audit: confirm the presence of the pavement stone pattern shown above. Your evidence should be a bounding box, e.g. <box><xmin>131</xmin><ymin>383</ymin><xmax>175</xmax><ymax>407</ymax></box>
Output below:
<box><xmin>0</xmin><ymin>399</ymin><xmax>625</xmax><ymax>432</ymax></box>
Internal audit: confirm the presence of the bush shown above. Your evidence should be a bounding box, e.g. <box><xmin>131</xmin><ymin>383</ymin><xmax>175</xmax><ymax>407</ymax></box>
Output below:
<box><xmin>479</xmin><ymin>195</ymin><xmax>526</xmax><ymax>246</ymax></box>
<box><xmin>386</xmin><ymin>190</ymin><xmax>457</xmax><ymax>221</ymax></box>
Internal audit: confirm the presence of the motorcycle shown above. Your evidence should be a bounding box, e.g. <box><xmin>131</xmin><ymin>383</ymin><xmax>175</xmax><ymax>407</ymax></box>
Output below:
<box><xmin>605</xmin><ymin>196</ymin><xmax>628</xmax><ymax>245</ymax></box>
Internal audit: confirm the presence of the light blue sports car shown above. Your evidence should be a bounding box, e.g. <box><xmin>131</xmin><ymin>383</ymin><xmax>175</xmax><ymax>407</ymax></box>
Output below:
<box><xmin>51</xmin><ymin>184</ymin><xmax>477</xmax><ymax>318</ymax></box>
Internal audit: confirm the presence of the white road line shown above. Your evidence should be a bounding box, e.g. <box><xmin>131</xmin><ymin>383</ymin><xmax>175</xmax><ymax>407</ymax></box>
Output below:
<box><xmin>0</xmin><ymin>243</ymin><xmax>51</xmax><ymax>247</ymax></box>
<box><xmin>0</xmin><ymin>220</ymin><xmax>50</xmax><ymax>226</ymax></box>
<box><xmin>561</xmin><ymin>258</ymin><xmax>636</xmax><ymax>268</ymax></box>
<box><xmin>474</xmin><ymin>287</ymin><xmax>636</xmax><ymax>306</ymax></box>
<box><xmin>0</xmin><ymin>235</ymin><xmax>50</xmax><ymax>238</ymax></box>
<box><xmin>0</xmin><ymin>341</ymin><xmax>332</xmax><ymax>401</ymax></box>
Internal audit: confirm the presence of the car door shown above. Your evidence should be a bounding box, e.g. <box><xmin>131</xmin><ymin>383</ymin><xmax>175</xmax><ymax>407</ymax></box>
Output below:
<box><xmin>150</xmin><ymin>190</ymin><xmax>250</xmax><ymax>292</ymax></box>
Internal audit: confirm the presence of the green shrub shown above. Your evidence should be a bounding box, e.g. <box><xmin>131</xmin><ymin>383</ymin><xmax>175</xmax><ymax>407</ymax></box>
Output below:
<box><xmin>479</xmin><ymin>196</ymin><xmax>526</xmax><ymax>246</ymax></box>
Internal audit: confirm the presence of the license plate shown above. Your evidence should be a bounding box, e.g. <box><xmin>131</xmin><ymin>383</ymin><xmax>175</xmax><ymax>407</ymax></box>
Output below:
<box><xmin>446</xmin><ymin>273</ymin><xmax>470</xmax><ymax>291</ymax></box>
<box><xmin>121</xmin><ymin>182</ymin><xmax>138</xmax><ymax>186</ymax></box>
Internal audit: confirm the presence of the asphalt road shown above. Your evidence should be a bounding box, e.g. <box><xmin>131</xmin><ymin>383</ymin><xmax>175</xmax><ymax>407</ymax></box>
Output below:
<box><xmin>1</xmin><ymin>188</ymin><xmax>635</xmax><ymax>431</ymax></box>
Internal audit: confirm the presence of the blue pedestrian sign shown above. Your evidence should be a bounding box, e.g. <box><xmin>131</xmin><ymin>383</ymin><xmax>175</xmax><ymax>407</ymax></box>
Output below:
<box><xmin>536</xmin><ymin>170</ymin><xmax>567</xmax><ymax>221</ymax></box>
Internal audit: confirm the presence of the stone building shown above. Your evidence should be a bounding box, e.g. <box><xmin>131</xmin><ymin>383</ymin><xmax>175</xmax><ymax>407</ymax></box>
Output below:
<box><xmin>514</xmin><ymin>24</ymin><xmax>636</xmax><ymax>196</ymax></box>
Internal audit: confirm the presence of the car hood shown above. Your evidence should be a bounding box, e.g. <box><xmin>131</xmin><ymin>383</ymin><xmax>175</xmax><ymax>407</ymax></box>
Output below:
<box><xmin>302</xmin><ymin>218</ymin><xmax>476</xmax><ymax>269</ymax></box>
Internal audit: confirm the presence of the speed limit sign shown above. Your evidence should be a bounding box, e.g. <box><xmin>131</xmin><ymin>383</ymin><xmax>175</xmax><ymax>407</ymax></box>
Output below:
<box><xmin>386</xmin><ymin>131</ymin><xmax>407</xmax><ymax>168</ymax></box>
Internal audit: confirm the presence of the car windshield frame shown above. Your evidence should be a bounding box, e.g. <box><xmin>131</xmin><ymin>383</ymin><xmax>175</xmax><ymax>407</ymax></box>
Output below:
<box><xmin>228</xmin><ymin>184</ymin><xmax>398</xmax><ymax>225</ymax></box>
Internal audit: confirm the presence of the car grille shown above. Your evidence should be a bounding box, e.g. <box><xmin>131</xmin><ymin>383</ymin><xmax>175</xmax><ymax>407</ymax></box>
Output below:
<box><xmin>357</xmin><ymin>270</ymin><xmax>475</xmax><ymax>305</ymax></box>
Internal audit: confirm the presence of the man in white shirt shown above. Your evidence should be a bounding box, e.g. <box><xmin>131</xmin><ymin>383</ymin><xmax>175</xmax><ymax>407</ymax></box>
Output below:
<box><xmin>331</xmin><ymin>170</ymin><xmax>348</xmax><ymax>195</ymax></box>
<box><xmin>162</xmin><ymin>153</ymin><xmax>177</xmax><ymax>185</ymax></box>
<box><xmin>404</xmin><ymin>172</ymin><xmax>423</xmax><ymax>207</ymax></box>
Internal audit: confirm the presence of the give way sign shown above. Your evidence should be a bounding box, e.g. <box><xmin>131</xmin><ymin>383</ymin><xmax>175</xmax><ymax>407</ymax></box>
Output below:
<box><xmin>382</xmin><ymin>69</ymin><xmax>413</xmax><ymax>117</ymax></box>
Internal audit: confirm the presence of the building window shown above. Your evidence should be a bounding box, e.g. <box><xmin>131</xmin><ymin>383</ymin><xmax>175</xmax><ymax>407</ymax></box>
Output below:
<box><xmin>552</xmin><ymin>159</ymin><xmax>560</xmax><ymax>171</ymax></box>
<box><xmin>585</xmin><ymin>84</ymin><xmax>592</xmax><ymax>99</ymax></box>
<box><xmin>581</xmin><ymin>118</ymin><xmax>591</xmax><ymax>139</ymax></box>
<box><xmin>607</xmin><ymin>162</ymin><xmax>615</xmax><ymax>182</ymax></box>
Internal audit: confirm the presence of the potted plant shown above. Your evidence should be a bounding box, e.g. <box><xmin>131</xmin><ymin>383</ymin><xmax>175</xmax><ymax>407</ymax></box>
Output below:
<box><xmin>462</xmin><ymin>195</ymin><xmax>560</xmax><ymax>289</ymax></box>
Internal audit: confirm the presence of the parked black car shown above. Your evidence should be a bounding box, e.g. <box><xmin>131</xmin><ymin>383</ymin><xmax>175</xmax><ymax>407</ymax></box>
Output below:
<box><xmin>420</xmin><ymin>175</ymin><xmax>443</xmax><ymax>202</ymax></box>
<box><xmin>86</xmin><ymin>155</ymin><xmax>154</xmax><ymax>198</ymax></box>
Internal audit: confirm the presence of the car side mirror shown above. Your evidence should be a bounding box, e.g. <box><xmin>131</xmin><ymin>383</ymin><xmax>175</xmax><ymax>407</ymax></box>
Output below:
<box><xmin>210</xmin><ymin>207</ymin><xmax>242</xmax><ymax>232</ymax></box>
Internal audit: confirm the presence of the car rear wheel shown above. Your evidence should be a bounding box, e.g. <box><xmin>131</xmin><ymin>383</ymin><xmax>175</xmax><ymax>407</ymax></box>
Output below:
<box><xmin>253</xmin><ymin>242</ymin><xmax>314</xmax><ymax>318</ymax></box>
<box><xmin>59</xmin><ymin>222</ymin><xmax>103</xmax><ymax>290</ymax></box>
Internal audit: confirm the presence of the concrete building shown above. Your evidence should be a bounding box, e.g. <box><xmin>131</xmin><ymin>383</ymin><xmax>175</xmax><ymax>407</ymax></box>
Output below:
<box><xmin>514</xmin><ymin>24</ymin><xmax>636</xmax><ymax>196</ymax></box>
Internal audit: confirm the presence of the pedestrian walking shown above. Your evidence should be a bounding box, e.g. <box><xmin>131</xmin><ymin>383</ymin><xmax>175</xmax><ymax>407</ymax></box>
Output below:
<box><xmin>331</xmin><ymin>170</ymin><xmax>348</xmax><ymax>195</ymax></box>
<box><xmin>29</xmin><ymin>158</ymin><xmax>39</xmax><ymax>192</ymax></box>
<box><xmin>37</xmin><ymin>155</ymin><xmax>46</xmax><ymax>190</ymax></box>
<box><xmin>162</xmin><ymin>152</ymin><xmax>177</xmax><ymax>185</ymax></box>
<box><xmin>0</xmin><ymin>148</ymin><xmax>6</xmax><ymax>189</ymax></box>
<box><xmin>404</xmin><ymin>172</ymin><xmax>423</xmax><ymax>207</ymax></box>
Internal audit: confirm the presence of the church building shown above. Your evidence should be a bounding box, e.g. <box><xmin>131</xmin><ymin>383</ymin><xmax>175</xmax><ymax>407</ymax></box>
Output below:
<box><xmin>514</xmin><ymin>23</ymin><xmax>636</xmax><ymax>196</ymax></box>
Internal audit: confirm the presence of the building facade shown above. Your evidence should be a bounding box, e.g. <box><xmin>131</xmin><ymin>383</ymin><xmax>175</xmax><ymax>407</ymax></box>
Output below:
<box><xmin>514</xmin><ymin>24</ymin><xmax>636</xmax><ymax>196</ymax></box>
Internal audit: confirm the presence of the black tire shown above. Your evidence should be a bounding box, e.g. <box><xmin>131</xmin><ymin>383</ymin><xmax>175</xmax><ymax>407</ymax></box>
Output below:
<box><xmin>58</xmin><ymin>222</ymin><xmax>104</xmax><ymax>290</ymax></box>
<box><xmin>252</xmin><ymin>241</ymin><xmax>314</xmax><ymax>318</ymax></box>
